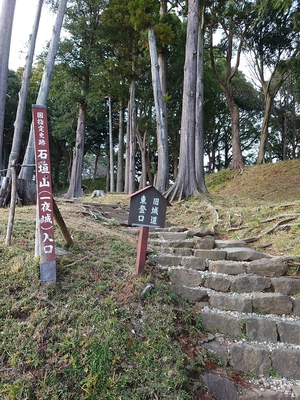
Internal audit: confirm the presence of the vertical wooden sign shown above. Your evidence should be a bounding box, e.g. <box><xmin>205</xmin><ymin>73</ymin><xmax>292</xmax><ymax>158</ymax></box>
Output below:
<box><xmin>32</xmin><ymin>105</ymin><xmax>56</xmax><ymax>282</ymax></box>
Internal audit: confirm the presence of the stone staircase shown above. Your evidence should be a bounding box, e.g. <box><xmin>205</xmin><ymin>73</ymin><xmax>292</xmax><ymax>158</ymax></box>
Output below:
<box><xmin>150</xmin><ymin>227</ymin><xmax>300</xmax><ymax>399</ymax></box>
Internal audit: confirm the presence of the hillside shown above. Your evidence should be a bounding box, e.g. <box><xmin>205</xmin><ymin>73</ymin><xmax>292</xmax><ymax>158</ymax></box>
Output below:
<box><xmin>0</xmin><ymin>159</ymin><xmax>300</xmax><ymax>399</ymax></box>
<box><xmin>168</xmin><ymin>159</ymin><xmax>300</xmax><ymax>259</ymax></box>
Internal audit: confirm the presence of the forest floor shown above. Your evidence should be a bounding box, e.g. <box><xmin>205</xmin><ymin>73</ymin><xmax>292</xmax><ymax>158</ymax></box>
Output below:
<box><xmin>0</xmin><ymin>159</ymin><xmax>300</xmax><ymax>399</ymax></box>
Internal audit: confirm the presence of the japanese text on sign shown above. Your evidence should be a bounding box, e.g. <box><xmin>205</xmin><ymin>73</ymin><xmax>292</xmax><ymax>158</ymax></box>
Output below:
<box><xmin>33</xmin><ymin>107</ymin><xmax>56</xmax><ymax>261</ymax></box>
<box><xmin>137</xmin><ymin>194</ymin><xmax>160</xmax><ymax>226</ymax></box>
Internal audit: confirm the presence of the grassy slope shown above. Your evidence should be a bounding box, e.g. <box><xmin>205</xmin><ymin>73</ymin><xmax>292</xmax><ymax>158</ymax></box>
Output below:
<box><xmin>1</xmin><ymin>159</ymin><xmax>300</xmax><ymax>399</ymax></box>
<box><xmin>168</xmin><ymin>159</ymin><xmax>300</xmax><ymax>259</ymax></box>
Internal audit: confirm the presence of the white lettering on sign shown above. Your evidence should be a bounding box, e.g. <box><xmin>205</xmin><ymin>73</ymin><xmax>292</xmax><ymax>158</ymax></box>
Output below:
<box><xmin>150</xmin><ymin>215</ymin><xmax>158</xmax><ymax>225</ymax></box>
<box><xmin>39</xmin><ymin>176</ymin><xmax>50</xmax><ymax>188</ymax></box>
<box><xmin>37</xmin><ymin>161</ymin><xmax>50</xmax><ymax>174</ymax></box>
<box><xmin>37</xmin><ymin>149</ymin><xmax>48</xmax><ymax>159</ymax></box>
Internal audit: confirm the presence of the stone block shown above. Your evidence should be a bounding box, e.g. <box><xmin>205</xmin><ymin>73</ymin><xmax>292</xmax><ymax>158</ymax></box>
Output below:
<box><xmin>187</xmin><ymin>227</ymin><xmax>215</xmax><ymax>237</ymax></box>
<box><xmin>272</xmin><ymin>348</ymin><xmax>300</xmax><ymax>380</ymax></box>
<box><xmin>293</xmin><ymin>297</ymin><xmax>300</xmax><ymax>316</ymax></box>
<box><xmin>171</xmin><ymin>285</ymin><xmax>209</xmax><ymax>302</ymax></box>
<box><xmin>229</xmin><ymin>343</ymin><xmax>271</xmax><ymax>376</ymax></box>
<box><xmin>252</xmin><ymin>293</ymin><xmax>293</xmax><ymax>315</ymax></box>
<box><xmin>209</xmin><ymin>260</ymin><xmax>247</xmax><ymax>275</ymax></box>
<box><xmin>173</xmin><ymin>248</ymin><xmax>193</xmax><ymax>256</ymax></box>
<box><xmin>170</xmin><ymin>268</ymin><xmax>204</xmax><ymax>287</ymax></box>
<box><xmin>277</xmin><ymin>320</ymin><xmax>300</xmax><ymax>345</ymax></box>
<box><xmin>203</xmin><ymin>342</ymin><xmax>228</xmax><ymax>366</ymax></box>
<box><xmin>245</xmin><ymin>316</ymin><xmax>278</xmax><ymax>342</ymax></box>
<box><xmin>247</xmin><ymin>258</ymin><xmax>287</xmax><ymax>277</ymax></box>
<box><xmin>242</xmin><ymin>387</ymin><xmax>290</xmax><ymax>399</ymax></box>
<box><xmin>225</xmin><ymin>247</ymin><xmax>269</xmax><ymax>261</ymax></box>
<box><xmin>204</xmin><ymin>274</ymin><xmax>232</xmax><ymax>292</ymax></box>
<box><xmin>193</xmin><ymin>249</ymin><xmax>227</xmax><ymax>261</ymax></box>
<box><xmin>200</xmin><ymin>311</ymin><xmax>242</xmax><ymax>337</ymax></box>
<box><xmin>152</xmin><ymin>255</ymin><xmax>182</xmax><ymax>267</ymax></box>
<box><xmin>160</xmin><ymin>247</ymin><xmax>174</xmax><ymax>254</ymax></box>
<box><xmin>215</xmin><ymin>239</ymin><xmax>247</xmax><ymax>248</ymax></box>
<box><xmin>181</xmin><ymin>256</ymin><xmax>207</xmax><ymax>270</ymax></box>
<box><xmin>168</xmin><ymin>226</ymin><xmax>187</xmax><ymax>232</ymax></box>
<box><xmin>158</xmin><ymin>232</ymin><xmax>188</xmax><ymax>240</ymax></box>
<box><xmin>168</xmin><ymin>239</ymin><xmax>194</xmax><ymax>248</ymax></box>
<box><xmin>202</xmin><ymin>373</ymin><xmax>239</xmax><ymax>400</ymax></box>
<box><xmin>193</xmin><ymin>236</ymin><xmax>215</xmax><ymax>250</ymax></box>
<box><xmin>230</xmin><ymin>274</ymin><xmax>271</xmax><ymax>293</ymax></box>
<box><xmin>210</xmin><ymin>292</ymin><xmax>252</xmax><ymax>313</ymax></box>
<box><xmin>271</xmin><ymin>277</ymin><xmax>300</xmax><ymax>295</ymax></box>
<box><xmin>148</xmin><ymin>231</ymin><xmax>159</xmax><ymax>238</ymax></box>
<box><xmin>292</xmin><ymin>385</ymin><xmax>300</xmax><ymax>400</ymax></box>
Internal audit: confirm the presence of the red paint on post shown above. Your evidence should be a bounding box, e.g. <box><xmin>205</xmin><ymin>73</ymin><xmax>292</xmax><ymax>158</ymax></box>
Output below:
<box><xmin>32</xmin><ymin>105</ymin><xmax>56</xmax><ymax>281</ymax></box>
<box><xmin>136</xmin><ymin>226</ymin><xmax>149</xmax><ymax>275</ymax></box>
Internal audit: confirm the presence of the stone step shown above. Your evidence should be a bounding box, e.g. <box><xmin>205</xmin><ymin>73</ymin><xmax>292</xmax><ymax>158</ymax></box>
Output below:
<box><xmin>209</xmin><ymin>258</ymin><xmax>289</xmax><ymax>278</ymax></box>
<box><xmin>203</xmin><ymin>333</ymin><xmax>300</xmax><ymax>381</ymax></box>
<box><xmin>202</xmin><ymin>371</ymin><xmax>299</xmax><ymax>399</ymax></box>
<box><xmin>200</xmin><ymin>308</ymin><xmax>300</xmax><ymax>345</ymax></box>
<box><xmin>152</xmin><ymin>246</ymin><xmax>284</xmax><ymax>264</ymax></box>
<box><xmin>150</xmin><ymin>226</ymin><xmax>300</xmax><ymax>387</ymax></box>
<box><xmin>170</xmin><ymin>269</ymin><xmax>300</xmax><ymax>313</ymax></box>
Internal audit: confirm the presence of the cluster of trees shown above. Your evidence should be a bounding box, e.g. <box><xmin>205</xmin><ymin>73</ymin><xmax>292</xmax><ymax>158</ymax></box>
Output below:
<box><xmin>0</xmin><ymin>0</ymin><xmax>299</xmax><ymax>202</ymax></box>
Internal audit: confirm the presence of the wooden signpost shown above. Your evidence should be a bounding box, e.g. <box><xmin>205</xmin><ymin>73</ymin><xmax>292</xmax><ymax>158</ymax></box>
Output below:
<box><xmin>128</xmin><ymin>186</ymin><xmax>171</xmax><ymax>275</ymax></box>
<box><xmin>32</xmin><ymin>105</ymin><xmax>56</xmax><ymax>282</ymax></box>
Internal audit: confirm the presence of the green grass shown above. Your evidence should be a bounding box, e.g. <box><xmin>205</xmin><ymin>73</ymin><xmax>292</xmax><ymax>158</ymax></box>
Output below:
<box><xmin>0</xmin><ymin>203</ymin><xmax>207</xmax><ymax>399</ymax></box>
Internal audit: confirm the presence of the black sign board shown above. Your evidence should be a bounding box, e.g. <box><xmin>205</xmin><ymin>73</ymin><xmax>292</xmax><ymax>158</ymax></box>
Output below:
<box><xmin>128</xmin><ymin>186</ymin><xmax>171</xmax><ymax>229</ymax></box>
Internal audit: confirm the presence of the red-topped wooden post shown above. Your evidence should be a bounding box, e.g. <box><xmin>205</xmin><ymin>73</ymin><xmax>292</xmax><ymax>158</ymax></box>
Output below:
<box><xmin>136</xmin><ymin>226</ymin><xmax>149</xmax><ymax>275</ymax></box>
<box><xmin>32</xmin><ymin>105</ymin><xmax>56</xmax><ymax>282</ymax></box>
<box><xmin>128</xmin><ymin>186</ymin><xmax>171</xmax><ymax>275</ymax></box>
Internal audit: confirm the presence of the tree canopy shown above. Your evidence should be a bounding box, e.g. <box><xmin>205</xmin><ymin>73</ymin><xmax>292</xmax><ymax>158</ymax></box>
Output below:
<box><xmin>1</xmin><ymin>0</ymin><xmax>300</xmax><ymax>202</ymax></box>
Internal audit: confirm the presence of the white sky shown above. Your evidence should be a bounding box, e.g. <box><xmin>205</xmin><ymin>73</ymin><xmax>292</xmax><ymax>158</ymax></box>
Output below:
<box><xmin>0</xmin><ymin>0</ymin><xmax>55</xmax><ymax>70</ymax></box>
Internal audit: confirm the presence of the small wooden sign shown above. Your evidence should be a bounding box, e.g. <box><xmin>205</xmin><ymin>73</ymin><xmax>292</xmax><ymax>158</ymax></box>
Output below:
<box><xmin>32</xmin><ymin>105</ymin><xmax>56</xmax><ymax>282</ymax></box>
<box><xmin>128</xmin><ymin>185</ymin><xmax>170</xmax><ymax>229</ymax></box>
<box><xmin>128</xmin><ymin>186</ymin><xmax>171</xmax><ymax>274</ymax></box>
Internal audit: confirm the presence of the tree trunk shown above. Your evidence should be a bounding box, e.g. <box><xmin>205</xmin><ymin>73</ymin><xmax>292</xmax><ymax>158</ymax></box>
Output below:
<box><xmin>18</xmin><ymin>0</ymin><xmax>68</xmax><ymax>181</ymax></box>
<box><xmin>108</xmin><ymin>96</ymin><xmax>114</xmax><ymax>192</ymax></box>
<box><xmin>65</xmin><ymin>103</ymin><xmax>86</xmax><ymax>198</ymax></box>
<box><xmin>5</xmin><ymin>160</ymin><xmax>17</xmax><ymax>246</ymax></box>
<box><xmin>17</xmin><ymin>179</ymin><xmax>36</xmax><ymax>205</ymax></box>
<box><xmin>0</xmin><ymin>0</ymin><xmax>16</xmax><ymax>173</ymax></box>
<box><xmin>148</xmin><ymin>25</ymin><xmax>169</xmax><ymax>193</ymax></box>
<box><xmin>6</xmin><ymin>0</ymin><xmax>43</xmax><ymax>180</ymax></box>
<box><xmin>92</xmin><ymin>147</ymin><xmax>100</xmax><ymax>181</ymax></box>
<box><xmin>195</xmin><ymin>1</ymin><xmax>208</xmax><ymax>193</ymax></box>
<box><xmin>116</xmin><ymin>100</ymin><xmax>124</xmax><ymax>192</ymax></box>
<box><xmin>136</xmin><ymin>126</ymin><xmax>147</xmax><ymax>190</ymax></box>
<box><xmin>257</xmin><ymin>93</ymin><xmax>273</xmax><ymax>164</ymax></box>
<box><xmin>228</xmin><ymin>99</ymin><xmax>244</xmax><ymax>169</ymax></box>
<box><xmin>125</xmin><ymin>79</ymin><xmax>136</xmax><ymax>194</ymax></box>
<box><xmin>0</xmin><ymin>177</ymin><xmax>10</xmax><ymax>207</ymax></box>
<box><xmin>165</xmin><ymin>0</ymin><xmax>200</xmax><ymax>201</ymax></box>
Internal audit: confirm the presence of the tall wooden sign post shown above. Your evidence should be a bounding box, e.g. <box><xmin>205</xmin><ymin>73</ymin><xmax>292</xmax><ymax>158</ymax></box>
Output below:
<box><xmin>32</xmin><ymin>105</ymin><xmax>56</xmax><ymax>282</ymax></box>
<box><xmin>128</xmin><ymin>186</ymin><xmax>171</xmax><ymax>275</ymax></box>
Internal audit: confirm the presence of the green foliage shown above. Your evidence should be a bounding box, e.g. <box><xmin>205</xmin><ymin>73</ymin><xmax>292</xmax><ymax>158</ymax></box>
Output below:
<box><xmin>128</xmin><ymin>0</ymin><xmax>159</xmax><ymax>31</ymax></box>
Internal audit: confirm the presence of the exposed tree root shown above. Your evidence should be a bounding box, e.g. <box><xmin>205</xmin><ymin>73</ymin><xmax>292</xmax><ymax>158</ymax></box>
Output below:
<box><xmin>260</xmin><ymin>214</ymin><xmax>299</xmax><ymax>223</ymax></box>
<box><xmin>242</xmin><ymin>217</ymin><xmax>299</xmax><ymax>243</ymax></box>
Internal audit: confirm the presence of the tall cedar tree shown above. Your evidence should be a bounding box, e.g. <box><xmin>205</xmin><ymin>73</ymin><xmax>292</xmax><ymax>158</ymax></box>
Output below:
<box><xmin>165</xmin><ymin>0</ymin><xmax>201</xmax><ymax>200</ymax></box>
<box><xmin>0</xmin><ymin>0</ymin><xmax>16</xmax><ymax>173</ymax></box>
